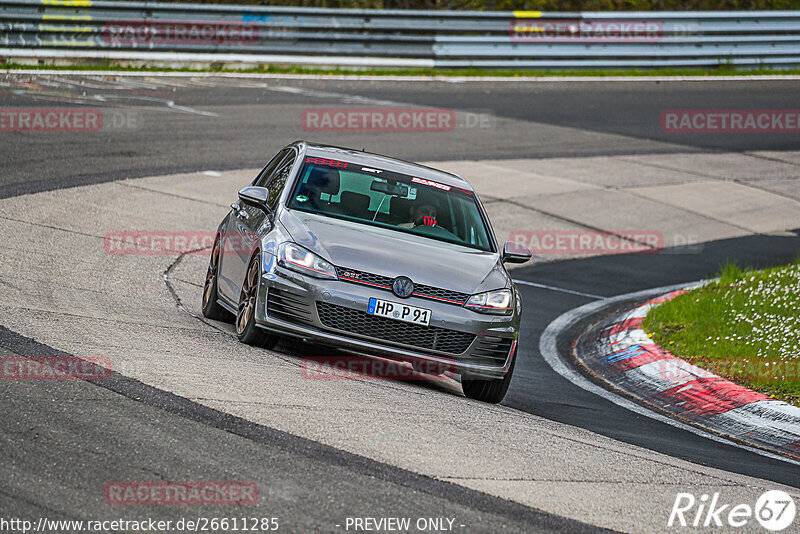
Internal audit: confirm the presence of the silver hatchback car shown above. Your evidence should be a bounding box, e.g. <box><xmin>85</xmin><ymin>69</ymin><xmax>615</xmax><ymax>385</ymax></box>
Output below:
<box><xmin>202</xmin><ymin>141</ymin><xmax>531</xmax><ymax>403</ymax></box>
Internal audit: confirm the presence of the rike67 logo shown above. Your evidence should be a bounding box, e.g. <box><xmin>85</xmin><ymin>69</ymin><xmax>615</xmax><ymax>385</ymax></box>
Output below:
<box><xmin>669</xmin><ymin>490</ymin><xmax>796</xmax><ymax>531</ymax></box>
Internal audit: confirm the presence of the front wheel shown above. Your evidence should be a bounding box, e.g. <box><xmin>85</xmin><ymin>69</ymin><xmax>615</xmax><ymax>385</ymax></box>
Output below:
<box><xmin>461</xmin><ymin>351</ymin><xmax>516</xmax><ymax>404</ymax></box>
<box><xmin>236</xmin><ymin>253</ymin><xmax>279</xmax><ymax>350</ymax></box>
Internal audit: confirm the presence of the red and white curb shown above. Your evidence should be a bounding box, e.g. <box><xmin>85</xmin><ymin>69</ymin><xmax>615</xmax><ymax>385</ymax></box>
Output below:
<box><xmin>577</xmin><ymin>290</ymin><xmax>800</xmax><ymax>461</ymax></box>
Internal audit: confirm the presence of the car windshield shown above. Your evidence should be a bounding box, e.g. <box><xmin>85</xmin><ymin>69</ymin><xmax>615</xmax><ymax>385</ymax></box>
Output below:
<box><xmin>287</xmin><ymin>156</ymin><xmax>494</xmax><ymax>252</ymax></box>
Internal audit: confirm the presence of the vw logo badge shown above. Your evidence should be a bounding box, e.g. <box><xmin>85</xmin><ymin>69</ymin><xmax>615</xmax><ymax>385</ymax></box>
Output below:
<box><xmin>392</xmin><ymin>276</ymin><xmax>415</xmax><ymax>298</ymax></box>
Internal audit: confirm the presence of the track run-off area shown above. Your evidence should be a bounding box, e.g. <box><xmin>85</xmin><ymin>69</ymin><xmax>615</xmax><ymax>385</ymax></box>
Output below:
<box><xmin>1</xmin><ymin>72</ymin><xmax>799</xmax><ymax>533</ymax></box>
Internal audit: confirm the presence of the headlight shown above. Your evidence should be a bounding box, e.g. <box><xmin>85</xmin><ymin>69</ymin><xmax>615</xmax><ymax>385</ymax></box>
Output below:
<box><xmin>464</xmin><ymin>289</ymin><xmax>513</xmax><ymax>315</ymax></box>
<box><xmin>277</xmin><ymin>242</ymin><xmax>337</xmax><ymax>280</ymax></box>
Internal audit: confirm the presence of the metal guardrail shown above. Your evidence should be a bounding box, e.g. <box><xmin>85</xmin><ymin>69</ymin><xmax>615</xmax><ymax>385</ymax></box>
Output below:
<box><xmin>2</xmin><ymin>0</ymin><xmax>800</xmax><ymax>68</ymax></box>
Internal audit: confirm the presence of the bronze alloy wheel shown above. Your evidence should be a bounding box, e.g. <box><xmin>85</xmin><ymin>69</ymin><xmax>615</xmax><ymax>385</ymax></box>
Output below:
<box><xmin>235</xmin><ymin>253</ymin><xmax>279</xmax><ymax>349</ymax></box>
<box><xmin>237</xmin><ymin>256</ymin><xmax>259</xmax><ymax>335</ymax></box>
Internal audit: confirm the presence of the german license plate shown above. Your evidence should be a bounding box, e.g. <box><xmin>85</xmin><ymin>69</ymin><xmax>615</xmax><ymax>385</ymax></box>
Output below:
<box><xmin>367</xmin><ymin>297</ymin><xmax>431</xmax><ymax>326</ymax></box>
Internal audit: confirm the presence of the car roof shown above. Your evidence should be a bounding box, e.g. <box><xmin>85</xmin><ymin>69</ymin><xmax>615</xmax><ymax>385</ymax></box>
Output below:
<box><xmin>300</xmin><ymin>141</ymin><xmax>473</xmax><ymax>191</ymax></box>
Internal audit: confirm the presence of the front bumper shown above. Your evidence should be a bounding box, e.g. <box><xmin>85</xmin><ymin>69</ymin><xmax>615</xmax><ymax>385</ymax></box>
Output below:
<box><xmin>254</xmin><ymin>261</ymin><xmax>518</xmax><ymax>379</ymax></box>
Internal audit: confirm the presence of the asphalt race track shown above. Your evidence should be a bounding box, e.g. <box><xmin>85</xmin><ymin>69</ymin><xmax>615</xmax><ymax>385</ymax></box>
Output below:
<box><xmin>1</xmin><ymin>73</ymin><xmax>799</xmax><ymax>533</ymax></box>
<box><xmin>3</xmin><ymin>75</ymin><xmax>800</xmax><ymax>197</ymax></box>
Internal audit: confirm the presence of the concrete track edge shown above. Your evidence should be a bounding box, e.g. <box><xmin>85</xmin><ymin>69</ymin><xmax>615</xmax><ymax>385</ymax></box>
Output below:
<box><xmin>577</xmin><ymin>290</ymin><xmax>800</xmax><ymax>461</ymax></box>
<box><xmin>539</xmin><ymin>282</ymin><xmax>800</xmax><ymax>467</ymax></box>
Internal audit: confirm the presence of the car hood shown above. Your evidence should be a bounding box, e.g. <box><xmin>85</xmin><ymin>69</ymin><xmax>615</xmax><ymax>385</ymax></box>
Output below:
<box><xmin>279</xmin><ymin>209</ymin><xmax>508</xmax><ymax>294</ymax></box>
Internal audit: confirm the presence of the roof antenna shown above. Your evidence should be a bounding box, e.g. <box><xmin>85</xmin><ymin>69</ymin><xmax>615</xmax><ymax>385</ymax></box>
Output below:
<box><xmin>361</xmin><ymin>147</ymin><xmax>365</xmax><ymax>152</ymax></box>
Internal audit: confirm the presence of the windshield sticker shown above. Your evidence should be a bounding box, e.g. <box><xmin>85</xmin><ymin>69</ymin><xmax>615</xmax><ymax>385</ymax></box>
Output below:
<box><xmin>306</xmin><ymin>157</ymin><xmax>348</xmax><ymax>168</ymax></box>
<box><xmin>361</xmin><ymin>167</ymin><xmax>383</xmax><ymax>174</ymax></box>
<box><xmin>295</xmin><ymin>195</ymin><xmax>309</xmax><ymax>203</ymax></box>
<box><xmin>411</xmin><ymin>177</ymin><xmax>451</xmax><ymax>191</ymax></box>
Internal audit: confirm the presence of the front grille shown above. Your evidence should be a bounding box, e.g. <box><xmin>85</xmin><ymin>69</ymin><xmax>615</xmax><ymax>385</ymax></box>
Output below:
<box><xmin>316</xmin><ymin>302</ymin><xmax>475</xmax><ymax>355</ymax></box>
<box><xmin>414</xmin><ymin>283</ymin><xmax>470</xmax><ymax>304</ymax></box>
<box><xmin>472</xmin><ymin>336</ymin><xmax>514</xmax><ymax>365</ymax></box>
<box><xmin>335</xmin><ymin>266</ymin><xmax>470</xmax><ymax>305</ymax></box>
<box><xmin>336</xmin><ymin>267</ymin><xmax>393</xmax><ymax>289</ymax></box>
<box><xmin>267</xmin><ymin>288</ymin><xmax>313</xmax><ymax>325</ymax></box>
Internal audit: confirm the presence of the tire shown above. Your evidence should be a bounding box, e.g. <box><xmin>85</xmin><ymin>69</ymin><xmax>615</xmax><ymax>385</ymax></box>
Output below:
<box><xmin>236</xmin><ymin>253</ymin><xmax>279</xmax><ymax>350</ymax></box>
<box><xmin>461</xmin><ymin>350</ymin><xmax>516</xmax><ymax>404</ymax></box>
<box><xmin>202</xmin><ymin>235</ymin><xmax>232</xmax><ymax>322</ymax></box>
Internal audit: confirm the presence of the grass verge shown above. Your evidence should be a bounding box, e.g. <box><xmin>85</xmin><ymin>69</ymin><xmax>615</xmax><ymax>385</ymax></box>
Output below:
<box><xmin>644</xmin><ymin>261</ymin><xmax>800</xmax><ymax>407</ymax></box>
<box><xmin>3</xmin><ymin>61</ymin><xmax>800</xmax><ymax>78</ymax></box>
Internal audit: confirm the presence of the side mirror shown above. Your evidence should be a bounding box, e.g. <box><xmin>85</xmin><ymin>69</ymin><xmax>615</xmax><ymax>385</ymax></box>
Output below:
<box><xmin>502</xmin><ymin>241</ymin><xmax>532</xmax><ymax>264</ymax></box>
<box><xmin>238</xmin><ymin>187</ymin><xmax>271</xmax><ymax>213</ymax></box>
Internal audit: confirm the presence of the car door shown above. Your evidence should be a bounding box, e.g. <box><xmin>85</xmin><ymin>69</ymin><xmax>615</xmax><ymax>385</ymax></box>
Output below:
<box><xmin>217</xmin><ymin>148</ymin><xmax>286</xmax><ymax>302</ymax></box>
<box><xmin>218</xmin><ymin>148</ymin><xmax>297</xmax><ymax>303</ymax></box>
